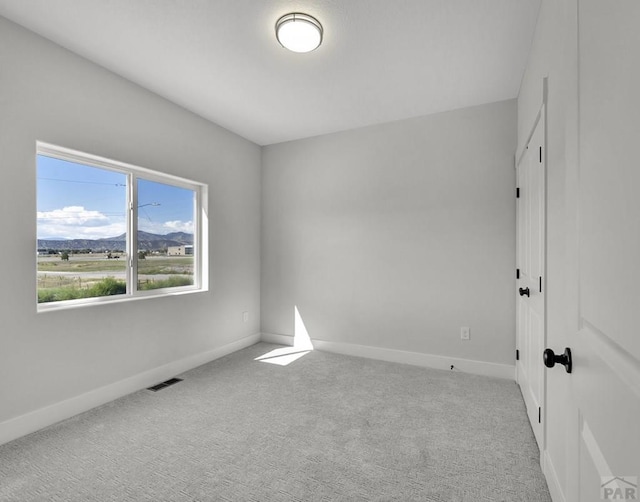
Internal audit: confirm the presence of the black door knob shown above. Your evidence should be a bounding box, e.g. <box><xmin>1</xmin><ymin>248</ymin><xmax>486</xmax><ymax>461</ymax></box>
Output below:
<box><xmin>543</xmin><ymin>347</ymin><xmax>572</xmax><ymax>373</ymax></box>
<box><xmin>519</xmin><ymin>287</ymin><xmax>530</xmax><ymax>297</ymax></box>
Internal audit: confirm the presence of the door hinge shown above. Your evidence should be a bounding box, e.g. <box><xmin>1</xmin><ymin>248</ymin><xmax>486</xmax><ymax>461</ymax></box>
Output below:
<box><xmin>538</xmin><ymin>407</ymin><xmax>542</xmax><ymax>423</ymax></box>
<box><xmin>516</xmin><ymin>268</ymin><xmax>520</xmax><ymax>279</ymax></box>
<box><xmin>516</xmin><ymin>349</ymin><xmax>520</xmax><ymax>361</ymax></box>
<box><xmin>539</xmin><ymin>276</ymin><xmax>543</xmax><ymax>293</ymax></box>
<box><xmin>516</xmin><ymin>187</ymin><xmax>520</xmax><ymax>199</ymax></box>
<box><xmin>539</xmin><ymin>146</ymin><xmax>542</xmax><ymax>163</ymax></box>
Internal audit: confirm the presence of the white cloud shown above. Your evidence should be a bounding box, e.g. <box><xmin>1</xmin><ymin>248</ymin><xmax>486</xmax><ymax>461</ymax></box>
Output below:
<box><xmin>37</xmin><ymin>206</ymin><xmax>193</xmax><ymax>239</ymax></box>
<box><xmin>37</xmin><ymin>206</ymin><xmax>125</xmax><ymax>240</ymax></box>
<box><xmin>138</xmin><ymin>219</ymin><xmax>194</xmax><ymax>235</ymax></box>
<box><xmin>37</xmin><ymin>206</ymin><xmax>109</xmax><ymax>225</ymax></box>
<box><xmin>163</xmin><ymin>220</ymin><xmax>194</xmax><ymax>233</ymax></box>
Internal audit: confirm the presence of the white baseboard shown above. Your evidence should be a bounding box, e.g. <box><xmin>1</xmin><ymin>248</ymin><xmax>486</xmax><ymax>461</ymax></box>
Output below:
<box><xmin>261</xmin><ymin>333</ymin><xmax>515</xmax><ymax>380</ymax></box>
<box><xmin>0</xmin><ymin>332</ymin><xmax>261</xmax><ymax>447</ymax></box>
<box><xmin>261</xmin><ymin>332</ymin><xmax>298</xmax><ymax>345</ymax></box>
<box><xmin>543</xmin><ymin>449</ymin><xmax>566</xmax><ymax>502</ymax></box>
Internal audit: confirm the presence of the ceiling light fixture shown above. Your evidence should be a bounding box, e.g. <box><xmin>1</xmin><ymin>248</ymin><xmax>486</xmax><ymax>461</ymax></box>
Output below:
<box><xmin>275</xmin><ymin>13</ymin><xmax>323</xmax><ymax>53</ymax></box>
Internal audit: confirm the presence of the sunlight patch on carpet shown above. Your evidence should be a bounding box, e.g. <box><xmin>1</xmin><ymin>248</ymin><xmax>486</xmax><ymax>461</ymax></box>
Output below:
<box><xmin>256</xmin><ymin>306</ymin><xmax>313</xmax><ymax>366</ymax></box>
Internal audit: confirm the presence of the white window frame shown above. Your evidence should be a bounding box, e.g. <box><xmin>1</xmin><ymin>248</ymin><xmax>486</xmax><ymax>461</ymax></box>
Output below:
<box><xmin>37</xmin><ymin>141</ymin><xmax>208</xmax><ymax>312</ymax></box>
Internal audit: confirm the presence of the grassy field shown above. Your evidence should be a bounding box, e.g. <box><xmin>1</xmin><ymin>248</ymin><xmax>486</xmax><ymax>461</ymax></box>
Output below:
<box><xmin>37</xmin><ymin>254</ymin><xmax>194</xmax><ymax>303</ymax></box>
<box><xmin>38</xmin><ymin>254</ymin><xmax>193</xmax><ymax>274</ymax></box>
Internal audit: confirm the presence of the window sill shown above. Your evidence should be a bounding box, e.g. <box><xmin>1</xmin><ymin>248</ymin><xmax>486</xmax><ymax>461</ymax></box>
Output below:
<box><xmin>36</xmin><ymin>286</ymin><xmax>208</xmax><ymax>314</ymax></box>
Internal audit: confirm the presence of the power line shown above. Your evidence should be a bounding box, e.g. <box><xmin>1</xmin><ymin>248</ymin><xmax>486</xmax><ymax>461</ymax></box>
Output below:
<box><xmin>37</xmin><ymin>215</ymin><xmax>126</xmax><ymax>220</ymax></box>
<box><xmin>37</xmin><ymin>177</ymin><xmax>125</xmax><ymax>187</ymax></box>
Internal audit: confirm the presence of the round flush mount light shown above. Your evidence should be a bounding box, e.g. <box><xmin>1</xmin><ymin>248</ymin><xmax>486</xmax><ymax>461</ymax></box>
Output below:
<box><xmin>275</xmin><ymin>13</ymin><xmax>323</xmax><ymax>53</ymax></box>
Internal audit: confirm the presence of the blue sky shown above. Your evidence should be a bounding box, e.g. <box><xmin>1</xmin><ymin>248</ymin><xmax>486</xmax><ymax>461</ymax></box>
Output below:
<box><xmin>37</xmin><ymin>155</ymin><xmax>194</xmax><ymax>240</ymax></box>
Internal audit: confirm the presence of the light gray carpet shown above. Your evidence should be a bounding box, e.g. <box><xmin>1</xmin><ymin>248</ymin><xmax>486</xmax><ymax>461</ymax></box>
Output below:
<box><xmin>0</xmin><ymin>343</ymin><xmax>551</xmax><ymax>501</ymax></box>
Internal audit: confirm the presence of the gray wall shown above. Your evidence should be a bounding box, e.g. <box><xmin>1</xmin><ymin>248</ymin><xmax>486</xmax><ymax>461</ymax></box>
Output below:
<box><xmin>262</xmin><ymin>100</ymin><xmax>517</xmax><ymax>365</ymax></box>
<box><xmin>0</xmin><ymin>17</ymin><xmax>261</xmax><ymax>425</ymax></box>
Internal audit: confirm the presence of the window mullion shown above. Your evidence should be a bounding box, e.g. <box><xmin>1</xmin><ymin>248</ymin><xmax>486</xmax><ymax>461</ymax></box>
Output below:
<box><xmin>192</xmin><ymin>189</ymin><xmax>198</xmax><ymax>289</ymax></box>
<box><xmin>129</xmin><ymin>173</ymin><xmax>138</xmax><ymax>295</ymax></box>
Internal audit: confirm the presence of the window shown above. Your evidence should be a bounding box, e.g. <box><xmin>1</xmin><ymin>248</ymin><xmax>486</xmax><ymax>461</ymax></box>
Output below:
<box><xmin>36</xmin><ymin>142</ymin><xmax>207</xmax><ymax>311</ymax></box>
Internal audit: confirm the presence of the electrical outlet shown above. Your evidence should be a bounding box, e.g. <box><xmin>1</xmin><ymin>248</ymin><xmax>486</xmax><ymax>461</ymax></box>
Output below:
<box><xmin>243</xmin><ymin>311</ymin><xmax>249</xmax><ymax>323</ymax></box>
<box><xmin>460</xmin><ymin>327</ymin><xmax>470</xmax><ymax>340</ymax></box>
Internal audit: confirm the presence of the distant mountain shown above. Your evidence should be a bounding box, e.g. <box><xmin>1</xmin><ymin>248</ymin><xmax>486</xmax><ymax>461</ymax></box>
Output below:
<box><xmin>164</xmin><ymin>232</ymin><xmax>193</xmax><ymax>243</ymax></box>
<box><xmin>37</xmin><ymin>231</ymin><xmax>193</xmax><ymax>252</ymax></box>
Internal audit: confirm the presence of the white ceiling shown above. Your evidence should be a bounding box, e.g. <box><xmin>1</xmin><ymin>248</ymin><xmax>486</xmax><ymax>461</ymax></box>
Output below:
<box><xmin>0</xmin><ymin>0</ymin><xmax>540</xmax><ymax>145</ymax></box>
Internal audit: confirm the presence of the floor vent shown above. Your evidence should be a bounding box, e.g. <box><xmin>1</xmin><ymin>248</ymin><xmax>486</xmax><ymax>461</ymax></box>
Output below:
<box><xmin>147</xmin><ymin>377</ymin><xmax>183</xmax><ymax>392</ymax></box>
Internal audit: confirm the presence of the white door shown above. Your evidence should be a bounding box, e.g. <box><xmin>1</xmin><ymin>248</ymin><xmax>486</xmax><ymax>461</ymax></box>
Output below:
<box><xmin>516</xmin><ymin>110</ymin><xmax>546</xmax><ymax>450</ymax></box>
<box><xmin>561</xmin><ymin>1</ymin><xmax>640</xmax><ymax>501</ymax></box>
